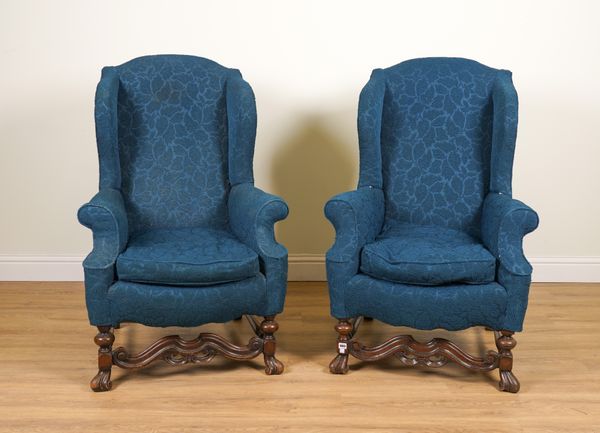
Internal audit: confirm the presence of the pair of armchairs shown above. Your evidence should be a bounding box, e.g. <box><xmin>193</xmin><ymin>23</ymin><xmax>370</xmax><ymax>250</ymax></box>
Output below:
<box><xmin>79</xmin><ymin>55</ymin><xmax>538</xmax><ymax>393</ymax></box>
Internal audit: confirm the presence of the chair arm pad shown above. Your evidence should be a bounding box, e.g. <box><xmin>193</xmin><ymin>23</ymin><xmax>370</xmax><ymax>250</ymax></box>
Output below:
<box><xmin>228</xmin><ymin>183</ymin><xmax>289</xmax><ymax>259</ymax></box>
<box><xmin>77</xmin><ymin>188</ymin><xmax>128</xmax><ymax>269</ymax></box>
<box><xmin>481</xmin><ymin>192</ymin><xmax>539</xmax><ymax>275</ymax></box>
<box><xmin>324</xmin><ymin>187</ymin><xmax>384</xmax><ymax>263</ymax></box>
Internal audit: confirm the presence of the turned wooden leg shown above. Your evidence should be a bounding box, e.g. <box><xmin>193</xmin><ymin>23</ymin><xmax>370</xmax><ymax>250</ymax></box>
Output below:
<box><xmin>329</xmin><ymin>319</ymin><xmax>352</xmax><ymax>374</ymax></box>
<box><xmin>90</xmin><ymin>326</ymin><xmax>114</xmax><ymax>392</ymax></box>
<box><xmin>260</xmin><ymin>316</ymin><xmax>284</xmax><ymax>375</ymax></box>
<box><xmin>496</xmin><ymin>330</ymin><xmax>520</xmax><ymax>393</ymax></box>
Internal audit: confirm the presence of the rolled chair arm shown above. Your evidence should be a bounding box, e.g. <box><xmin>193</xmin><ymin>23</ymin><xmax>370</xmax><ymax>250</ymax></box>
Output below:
<box><xmin>481</xmin><ymin>192</ymin><xmax>539</xmax><ymax>276</ymax></box>
<box><xmin>324</xmin><ymin>187</ymin><xmax>384</xmax><ymax>319</ymax></box>
<box><xmin>324</xmin><ymin>186</ymin><xmax>384</xmax><ymax>263</ymax></box>
<box><xmin>481</xmin><ymin>192</ymin><xmax>539</xmax><ymax>331</ymax></box>
<box><xmin>228</xmin><ymin>183</ymin><xmax>289</xmax><ymax>315</ymax></box>
<box><xmin>78</xmin><ymin>188</ymin><xmax>128</xmax><ymax>269</ymax></box>
<box><xmin>228</xmin><ymin>183</ymin><xmax>289</xmax><ymax>259</ymax></box>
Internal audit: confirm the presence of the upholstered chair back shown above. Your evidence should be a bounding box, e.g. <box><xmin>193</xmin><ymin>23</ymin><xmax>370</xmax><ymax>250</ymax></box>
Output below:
<box><xmin>95</xmin><ymin>55</ymin><xmax>256</xmax><ymax>235</ymax></box>
<box><xmin>358</xmin><ymin>58</ymin><xmax>517</xmax><ymax>238</ymax></box>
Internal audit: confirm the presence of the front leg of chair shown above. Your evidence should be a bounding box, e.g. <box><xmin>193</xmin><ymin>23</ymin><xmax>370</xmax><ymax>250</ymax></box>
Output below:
<box><xmin>260</xmin><ymin>316</ymin><xmax>284</xmax><ymax>375</ymax></box>
<box><xmin>90</xmin><ymin>326</ymin><xmax>114</xmax><ymax>392</ymax></box>
<box><xmin>495</xmin><ymin>330</ymin><xmax>520</xmax><ymax>393</ymax></box>
<box><xmin>329</xmin><ymin>319</ymin><xmax>353</xmax><ymax>374</ymax></box>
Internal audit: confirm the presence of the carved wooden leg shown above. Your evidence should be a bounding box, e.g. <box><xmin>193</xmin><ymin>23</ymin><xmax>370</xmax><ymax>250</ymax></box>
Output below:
<box><xmin>496</xmin><ymin>330</ymin><xmax>520</xmax><ymax>393</ymax></box>
<box><xmin>90</xmin><ymin>326</ymin><xmax>114</xmax><ymax>392</ymax></box>
<box><xmin>329</xmin><ymin>319</ymin><xmax>352</xmax><ymax>374</ymax></box>
<box><xmin>260</xmin><ymin>316</ymin><xmax>284</xmax><ymax>375</ymax></box>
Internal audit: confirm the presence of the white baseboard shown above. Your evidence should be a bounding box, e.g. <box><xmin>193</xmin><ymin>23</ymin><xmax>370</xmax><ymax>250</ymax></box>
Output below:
<box><xmin>528</xmin><ymin>257</ymin><xmax>600</xmax><ymax>283</ymax></box>
<box><xmin>288</xmin><ymin>254</ymin><xmax>327</xmax><ymax>281</ymax></box>
<box><xmin>0</xmin><ymin>254</ymin><xmax>599</xmax><ymax>283</ymax></box>
<box><xmin>0</xmin><ymin>255</ymin><xmax>85</xmax><ymax>281</ymax></box>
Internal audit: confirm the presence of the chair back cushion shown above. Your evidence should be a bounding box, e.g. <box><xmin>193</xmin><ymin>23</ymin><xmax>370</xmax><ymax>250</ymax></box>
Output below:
<box><xmin>381</xmin><ymin>58</ymin><xmax>498</xmax><ymax>237</ymax></box>
<box><xmin>116</xmin><ymin>55</ymin><xmax>230</xmax><ymax>233</ymax></box>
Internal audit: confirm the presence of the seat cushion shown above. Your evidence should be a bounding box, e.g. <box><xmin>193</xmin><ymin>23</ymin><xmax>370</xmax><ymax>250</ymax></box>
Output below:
<box><xmin>117</xmin><ymin>227</ymin><xmax>259</xmax><ymax>286</ymax></box>
<box><xmin>360</xmin><ymin>223</ymin><xmax>496</xmax><ymax>285</ymax></box>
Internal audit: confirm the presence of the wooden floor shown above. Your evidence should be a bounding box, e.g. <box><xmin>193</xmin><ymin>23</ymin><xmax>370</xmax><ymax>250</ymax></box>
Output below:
<box><xmin>0</xmin><ymin>282</ymin><xmax>599</xmax><ymax>432</ymax></box>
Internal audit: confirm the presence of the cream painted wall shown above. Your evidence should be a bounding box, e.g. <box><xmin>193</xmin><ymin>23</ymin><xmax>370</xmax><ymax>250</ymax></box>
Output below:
<box><xmin>1</xmin><ymin>0</ymin><xmax>599</xmax><ymax>261</ymax></box>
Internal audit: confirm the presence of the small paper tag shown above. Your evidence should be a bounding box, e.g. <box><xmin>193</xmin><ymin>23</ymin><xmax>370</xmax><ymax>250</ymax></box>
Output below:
<box><xmin>338</xmin><ymin>342</ymin><xmax>348</xmax><ymax>354</ymax></box>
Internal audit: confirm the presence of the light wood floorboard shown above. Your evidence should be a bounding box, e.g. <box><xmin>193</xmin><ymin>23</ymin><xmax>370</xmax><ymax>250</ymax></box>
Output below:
<box><xmin>0</xmin><ymin>282</ymin><xmax>599</xmax><ymax>432</ymax></box>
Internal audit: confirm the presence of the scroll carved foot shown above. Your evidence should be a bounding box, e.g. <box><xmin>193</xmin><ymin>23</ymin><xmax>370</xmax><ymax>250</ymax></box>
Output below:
<box><xmin>329</xmin><ymin>353</ymin><xmax>349</xmax><ymax>374</ymax></box>
<box><xmin>264</xmin><ymin>354</ymin><xmax>284</xmax><ymax>375</ymax></box>
<box><xmin>499</xmin><ymin>370</ymin><xmax>520</xmax><ymax>393</ymax></box>
<box><xmin>261</xmin><ymin>316</ymin><xmax>284</xmax><ymax>375</ymax></box>
<box><xmin>329</xmin><ymin>319</ymin><xmax>352</xmax><ymax>374</ymax></box>
<box><xmin>90</xmin><ymin>369</ymin><xmax>112</xmax><ymax>392</ymax></box>
<box><xmin>90</xmin><ymin>326</ymin><xmax>114</xmax><ymax>392</ymax></box>
<box><xmin>496</xmin><ymin>330</ymin><xmax>520</xmax><ymax>393</ymax></box>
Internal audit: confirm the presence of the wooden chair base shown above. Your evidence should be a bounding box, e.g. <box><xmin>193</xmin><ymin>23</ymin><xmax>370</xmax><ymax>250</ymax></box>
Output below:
<box><xmin>90</xmin><ymin>315</ymin><xmax>283</xmax><ymax>392</ymax></box>
<box><xmin>329</xmin><ymin>318</ymin><xmax>520</xmax><ymax>393</ymax></box>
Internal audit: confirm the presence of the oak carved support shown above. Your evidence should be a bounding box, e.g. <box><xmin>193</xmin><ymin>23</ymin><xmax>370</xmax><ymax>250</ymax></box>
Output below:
<box><xmin>112</xmin><ymin>333</ymin><xmax>263</xmax><ymax>369</ymax></box>
<box><xmin>495</xmin><ymin>330</ymin><xmax>519</xmax><ymax>393</ymax></box>
<box><xmin>90</xmin><ymin>326</ymin><xmax>114</xmax><ymax>392</ymax></box>
<box><xmin>91</xmin><ymin>315</ymin><xmax>285</xmax><ymax>391</ymax></box>
<box><xmin>329</xmin><ymin>319</ymin><xmax>353</xmax><ymax>374</ymax></box>
<box><xmin>330</xmin><ymin>320</ymin><xmax>521</xmax><ymax>392</ymax></box>
<box><xmin>260</xmin><ymin>316</ymin><xmax>284</xmax><ymax>375</ymax></box>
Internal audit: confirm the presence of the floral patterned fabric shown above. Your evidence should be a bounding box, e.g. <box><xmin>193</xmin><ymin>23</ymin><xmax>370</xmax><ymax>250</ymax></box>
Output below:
<box><xmin>108</xmin><ymin>275</ymin><xmax>268</xmax><ymax>328</ymax></box>
<box><xmin>116</xmin><ymin>227</ymin><xmax>260</xmax><ymax>286</ymax></box>
<box><xmin>325</xmin><ymin>58</ymin><xmax>538</xmax><ymax>331</ymax></box>
<box><xmin>360</xmin><ymin>223</ymin><xmax>496</xmax><ymax>286</ymax></box>
<box><xmin>79</xmin><ymin>55</ymin><xmax>288</xmax><ymax>327</ymax></box>
<box><xmin>346</xmin><ymin>275</ymin><xmax>507</xmax><ymax>331</ymax></box>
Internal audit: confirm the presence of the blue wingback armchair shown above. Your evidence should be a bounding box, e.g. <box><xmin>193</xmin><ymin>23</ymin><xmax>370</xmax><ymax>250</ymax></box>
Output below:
<box><xmin>325</xmin><ymin>58</ymin><xmax>538</xmax><ymax>392</ymax></box>
<box><xmin>78</xmin><ymin>55</ymin><xmax>288</xmax><ymax>391</ymax></box>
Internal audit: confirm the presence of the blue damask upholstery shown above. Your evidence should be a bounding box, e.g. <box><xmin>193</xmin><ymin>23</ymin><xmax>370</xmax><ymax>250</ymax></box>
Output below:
<box><xmin>116</xmin><ymin>228</ymin><xmax>259</xmax><ymax>286</ymax></box>
<box><xmin>346</xmin><ymin>275</ymin><xmax>507</xmax><ymax>331</ymax></box>
<box><xmin>325</xmin><ymin>58</ymin><xmax>538</xmax><ymax>332</ymax></box>
<box><xmin>360</xmin><ymin>223</ymin><xmax>496</xmax><ymax>286</ymax></box>
<box><xmin>79</xmin><ymin>55</ymin><xmax>288</xmax><ymax>327</ymax></box>
<box><xmin>108</xmin><ymin>276</ymin><xmax>267</xmax><ymax>328</ymax></box>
